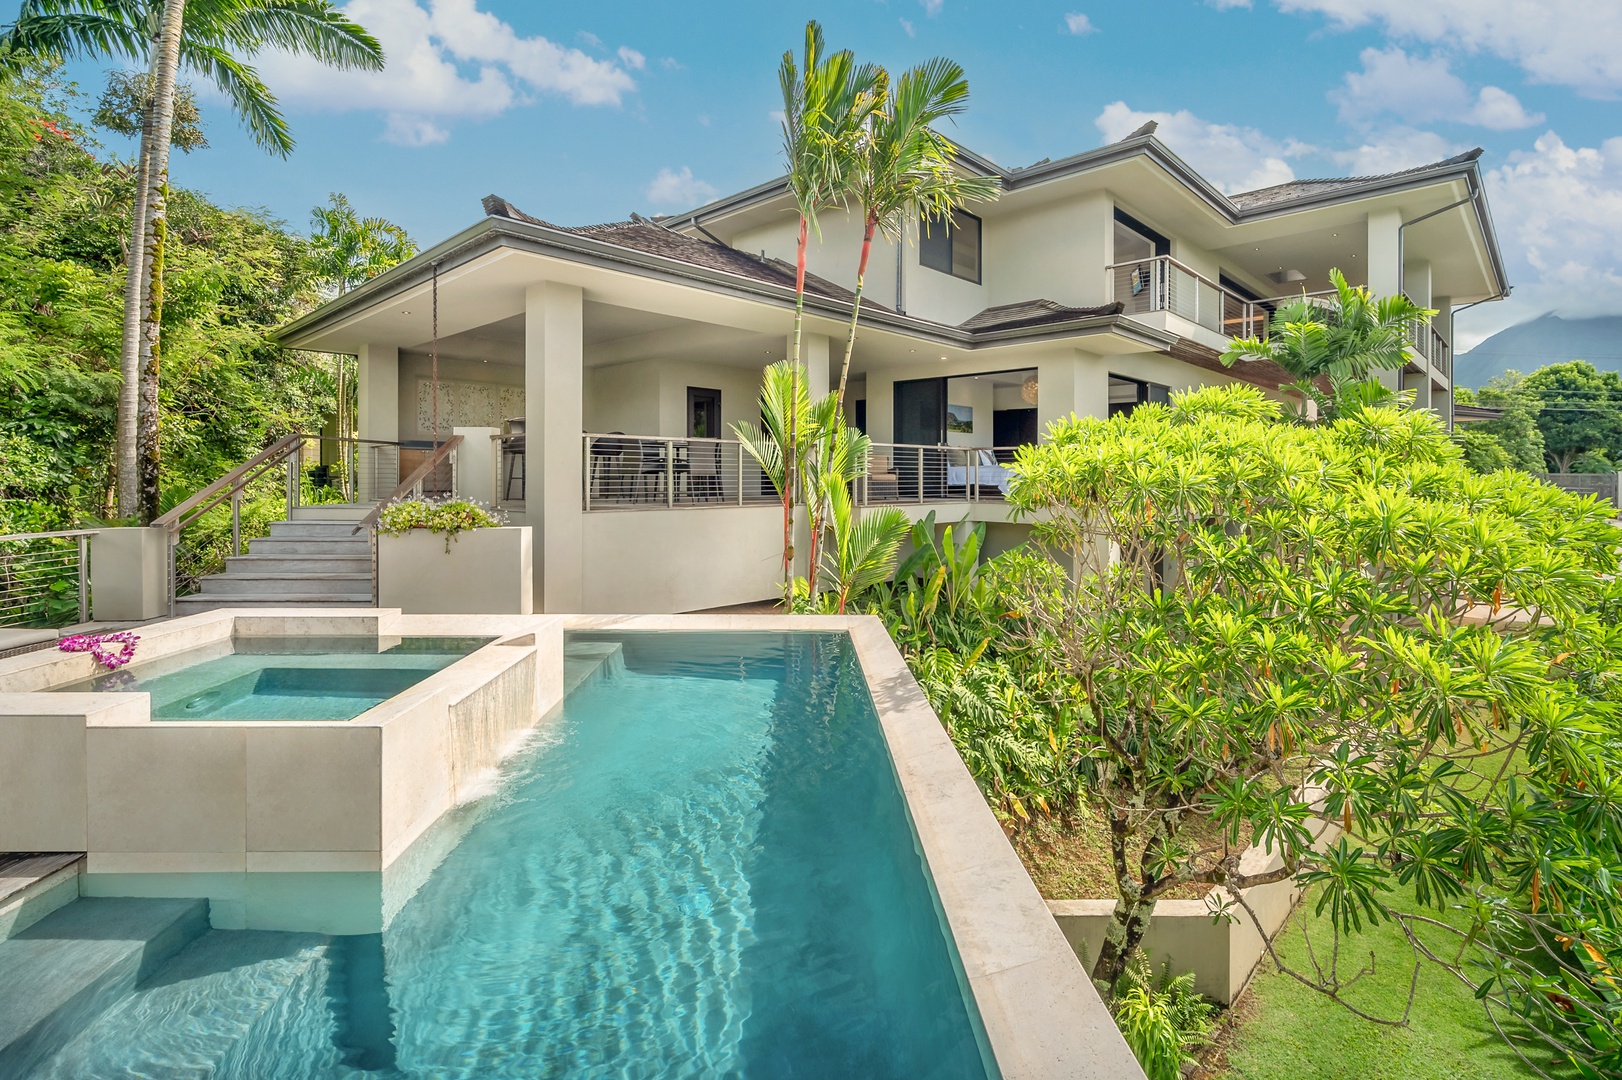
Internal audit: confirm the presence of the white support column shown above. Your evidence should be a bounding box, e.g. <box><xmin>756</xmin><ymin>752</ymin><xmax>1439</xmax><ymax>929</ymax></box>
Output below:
<box><xmin>526</xmin><ymin>282</ymin><xmax>585</xmax><ymax>614</ymax></box>
<box><xmin>356</xmin><ymin>344</ymin><xmax>399</xmax><ymax>443</ymax></box>
<box><xmin>793</xmin><ymin>332</ymin><xmax>832</xmax><ymax>401</ymax></box>
<box><xmin>1366</xmin><ymin>209</ymin><xmax>1404</xmax><ymax>394</ymax></box>
<box><xmin>1036</xmin><ymin>349</ymin><xmax>1108</xmax><ymax>432</ymax></box>
<box><xmin>356</xmin><ymin>344</ymin><xmax>399</xmax><ymax>501</ymax></box>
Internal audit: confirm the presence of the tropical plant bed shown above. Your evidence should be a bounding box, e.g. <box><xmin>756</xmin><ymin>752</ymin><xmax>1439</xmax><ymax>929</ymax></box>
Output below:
<box><xmin>1009</xmin><ymin>814</ymin><xmax>1254</xmax><ymax>902</ymax></box>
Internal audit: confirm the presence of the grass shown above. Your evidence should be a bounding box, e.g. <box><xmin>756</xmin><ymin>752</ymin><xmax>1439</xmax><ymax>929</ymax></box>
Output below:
<box><xmin>1209</xmin><ymin>886</ymin><xmax>1574</xmax><ymax>1080</ymax></box>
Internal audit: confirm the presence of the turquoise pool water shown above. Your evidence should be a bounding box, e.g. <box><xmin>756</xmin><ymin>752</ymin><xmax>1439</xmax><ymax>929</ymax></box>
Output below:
<box><xmin>53</xmin><ymin>636</ymin><xmax>493</xmax><ymax>720</ymax></box>
<box><xmin>24</xmin><ymin>631</ymin><xmax>992</xmax><ymax>1078</ymax></box>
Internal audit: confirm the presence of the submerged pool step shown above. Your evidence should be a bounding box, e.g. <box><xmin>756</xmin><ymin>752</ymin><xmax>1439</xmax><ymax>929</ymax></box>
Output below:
<box><xmin>27</xmin><ymin>929</ymin><xmax>333</xmax><ymax>1080</ymax></box>
<box><xmin>0</xmin><ymin>897</ymin><xmax>209</xmax><ymax>1077</ymax></box>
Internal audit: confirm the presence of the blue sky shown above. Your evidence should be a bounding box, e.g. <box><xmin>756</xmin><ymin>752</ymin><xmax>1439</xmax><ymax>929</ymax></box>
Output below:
<box><xmin>12</xmin><ymin>0</ymin><xmax>1622</xmax><ymax>347</ymax></box>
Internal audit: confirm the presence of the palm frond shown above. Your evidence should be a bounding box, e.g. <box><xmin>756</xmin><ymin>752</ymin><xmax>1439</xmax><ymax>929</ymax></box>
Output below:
<box><xmin>181</xmin><ymin>41</ymin><xmax>293</xmax><ymax>155</ymax></box>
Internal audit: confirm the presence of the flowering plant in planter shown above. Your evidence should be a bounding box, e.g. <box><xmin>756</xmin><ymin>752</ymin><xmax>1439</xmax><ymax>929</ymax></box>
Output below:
<box><xmin>58</xmin><ymin>631</ymin><xmax>140</xmax><ymax>669</ymax></box>
<box><xmin>377</xmin><ymin>497</ymin><xmax>505</xmax><ymax>553</ymax></box>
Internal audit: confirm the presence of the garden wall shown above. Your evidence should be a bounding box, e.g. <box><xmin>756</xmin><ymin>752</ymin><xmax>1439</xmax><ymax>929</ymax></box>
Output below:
<box><xmin>1047</xmin><ymin>817</ymin><xmax>1342</xmax><ymax>1005</ymax></box>
<box><xmin>1540</xmin><ymin>473</ymin><xmax>1622</xmax><ymax>506</ymax></box>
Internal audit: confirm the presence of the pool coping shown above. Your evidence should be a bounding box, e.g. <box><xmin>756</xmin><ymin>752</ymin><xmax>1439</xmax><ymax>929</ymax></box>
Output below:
<box><xmin>565</xmin><ymin>614</ymin><xmax>1145</xmax><ymax>1080</ymax></box>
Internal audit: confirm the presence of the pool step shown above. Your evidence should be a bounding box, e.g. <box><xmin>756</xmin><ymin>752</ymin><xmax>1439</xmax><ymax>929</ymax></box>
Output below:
<box><xmin>26</xmin><ymin>928</ymin><xmax>332</xmax><ymax>1080</ymax></box>
<box><xmin>0</xmin><ymin>896</ymin><xmax>209</xmax><ymax>1077</ymax></box>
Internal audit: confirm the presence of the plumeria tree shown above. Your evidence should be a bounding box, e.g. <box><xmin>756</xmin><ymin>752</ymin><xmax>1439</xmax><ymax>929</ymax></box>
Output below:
<box><xmin>1004</xmin><ymin>385</ymin><xmax>1622</xmax><ymax>1072</ymax></box>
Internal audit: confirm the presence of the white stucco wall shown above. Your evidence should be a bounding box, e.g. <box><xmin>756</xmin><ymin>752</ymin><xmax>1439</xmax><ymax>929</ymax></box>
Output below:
<box><xmin>580</xmin><ymin>506</ymin><xmax>786</xmax><ymax>612</ymax></box>
<box><xmin>944</xmin><ymin>376</ymin><xmax>995</xmax><ymax>447</ymax></box>
<box><xmin>585</xmin><ymin>359</ymin><xmax>766</xmax><ymax>439</ymax></box>
<box><xmin>397</xmin><ymin>354</ymin><xmax>523</xmax><ymax>443</ymax></box>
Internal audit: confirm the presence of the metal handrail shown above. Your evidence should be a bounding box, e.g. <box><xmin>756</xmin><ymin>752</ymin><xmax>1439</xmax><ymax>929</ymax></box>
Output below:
<box><xmin>0</xmin><ymin>528</ymin><xmax>97</xmax><ymax>627</ymax></box>
<box><xmin>151</xmin><ymin>433</ymin><xmax>305</xmax><ymax>533</ymax></box>
<box><xmin>353</xmin><ymin>435</ymin><xmax>465</xmax><ymax>534</ymax></box>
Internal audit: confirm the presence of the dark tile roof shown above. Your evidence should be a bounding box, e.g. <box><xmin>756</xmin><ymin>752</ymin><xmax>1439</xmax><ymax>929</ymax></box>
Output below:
<box><xmin>959</xmin><ymin>299</ymin><xmax>1122</xmax><ymax>332</ymax></box>
<box><xmin>481</xmin><ymin>194</ymin><xmax>885</xmax><ymax>309</ymax></box>
<box><xmin>1452</xmin><ymin>403</ymin><xmax>1504</xmax><ymax>423</ymax></box>
<box><xmin>1228</xmin><ymin>149</ymin><xmax>1484</xmax><ymax>211</ymax></box>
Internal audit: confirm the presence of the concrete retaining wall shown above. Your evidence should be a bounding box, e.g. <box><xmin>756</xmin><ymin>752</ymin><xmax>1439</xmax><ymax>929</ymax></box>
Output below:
<box><xmin>1048</xmin><ymin>818</ymin><xmax>1341</xmax><ymax>1004</ymax></box>
<box><xmin>378</xmin><ymin>526</ymin><xmax>533</xmax><ymax>614</ymax></box>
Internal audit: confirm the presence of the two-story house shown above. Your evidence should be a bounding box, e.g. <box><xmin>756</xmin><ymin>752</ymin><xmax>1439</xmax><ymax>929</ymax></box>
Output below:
<box><xmin>276</xmin><ymin>123</ymin><xmax>1508</xmax><ymax>614</ymax></box>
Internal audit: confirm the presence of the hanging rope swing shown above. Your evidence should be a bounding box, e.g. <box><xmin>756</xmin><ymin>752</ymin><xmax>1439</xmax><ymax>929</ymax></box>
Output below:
<box><xmin>430</xmin><ymin>258</ymin><xmax>442</xmax><ymax>450</ymax></box>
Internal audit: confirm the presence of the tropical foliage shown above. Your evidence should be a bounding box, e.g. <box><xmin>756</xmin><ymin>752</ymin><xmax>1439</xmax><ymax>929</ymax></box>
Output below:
<box><xmin>1221</xmin><ymin>267</ymin><xmax>1433</xmax><ymax>420</ymax></box>
<box><xmin>307</xmin><ymin>192</ymin><xmax>417</xmax><ymax>298</ymax></box>
<box><xmin>997</xmin><ymin>383</ymin><xmax>1622</xmax><ymax>1073</ymax></box>
<box><xmin>377</xmin><ymin>497</ymin><xmax>503</xmax><ymax>552</ymax></box>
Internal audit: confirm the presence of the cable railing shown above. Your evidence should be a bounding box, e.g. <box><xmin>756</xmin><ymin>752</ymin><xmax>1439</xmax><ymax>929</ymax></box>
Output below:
<box><xmin>353</xmin><ymin>435</ymin><xmax>464</xmax><ymax>534</ymax></box>
<box><xmin>1108</xmin><ymin>255</ymin><xmax>1257</xmax><ymax>337</ymax></box>
<box><xmin>570</xmin><ymin>434</ymin><xmax>1024</xmax><ymax>512</ymax></box>
<box><xmin>581</xmin><ymin>433</ymin><xmax>779</xmax><ymax>510</ymax></box>
<box><xmin>0</xmin><ymin>529</ymin><xmax>94</xmax><ymax>629</ymax></box>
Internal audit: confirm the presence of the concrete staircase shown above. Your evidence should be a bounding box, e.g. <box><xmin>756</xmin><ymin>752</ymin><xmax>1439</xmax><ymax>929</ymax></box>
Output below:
<box><xmin>175</xmin><ymin>506</ymin><xmax>375</xmax><ymax>614</ymax></box>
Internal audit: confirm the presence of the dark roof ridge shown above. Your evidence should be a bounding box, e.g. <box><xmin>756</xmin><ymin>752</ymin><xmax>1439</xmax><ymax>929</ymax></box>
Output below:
<box><xmin>960</xmin><ymin>298</ymin><xmax>1124</xmax><ymax>332</ymax></box>
<box><xmin>1230</xmin><ymin>148</ymin><xmax>1484</xmax><ymax>202</ymax></box>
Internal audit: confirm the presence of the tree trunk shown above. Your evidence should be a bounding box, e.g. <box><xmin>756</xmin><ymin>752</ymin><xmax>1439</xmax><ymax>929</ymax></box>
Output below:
<box><xmin>1091</xmin><ymin>895</ymin><xmax>1157</xmax><ymax>994</ymax></box>
<box><xmin>115</xmin><ymin>54</ymin><xmax>163</xmax><ymax>519</ymax></box>
<box><xmin>835</xmin><ymin>214</ymin><xmax>876</xmax><ymax>412</ymax></box>
<box><xmin>783</xmin><ymin>214</ymin><xmax>809</xmax><ymax>591</ymax></box>
<box><xmin>134</xmin><ymin>0</ymin><xmax>188</xmax><ymax>524</ymax></box>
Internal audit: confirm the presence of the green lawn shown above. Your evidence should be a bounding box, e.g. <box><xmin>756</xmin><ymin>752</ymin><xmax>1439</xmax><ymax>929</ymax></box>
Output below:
<box><xmin>1217</xmin><ymin>888</ymin><xmax>1574</xmax><ymax>1080</ymax></box>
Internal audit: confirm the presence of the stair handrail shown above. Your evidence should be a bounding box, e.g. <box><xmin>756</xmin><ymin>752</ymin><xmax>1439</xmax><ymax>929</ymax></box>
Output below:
<box><xmin>352</xmin><ymin>435</ymin><xmax>465</xmax><ymax>535</ymax></box>
<box><xmin>151</xmin><ymin>433</ymin><xmax>307</xmax><ymax>535</ymax></box>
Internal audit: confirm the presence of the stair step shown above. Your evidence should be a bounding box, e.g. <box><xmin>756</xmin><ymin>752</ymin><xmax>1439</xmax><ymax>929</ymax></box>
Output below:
<box><xmin>0</xmin><ymin>897</ymin><xmax>209</xmax><ymax>1077</ymax></box>
<box><xmin>247</xmin><ymin>537</ymin><xmax>371</xmax><ymax>557</ymax></box>
<box><xmin>267</xmin><ymin>521</ymin><xmax>370</xmax><ymax>539</ymax></box>
<box><xmin>224</xmin><ymin>555</ymin><xmax>372</xmax><ymax>575</ymax></box>
<box><xmin>199</xmin><ymin>573</ymin><xmax>371</xmax><ymax>597</ymax></box>
<box><xmin>288</xmin><ymin>505</ymin><xmax>375</xmax><ymax>523</ymax></box>
<box><xmin>27</xmin><ymin>929</ymin><xmax>331</xmax><ymax>1080</ymax></box>
<box><xmin>176</xmin><ymin>594</ymin><xmax>373</xmax><ymax>612</ymax></box>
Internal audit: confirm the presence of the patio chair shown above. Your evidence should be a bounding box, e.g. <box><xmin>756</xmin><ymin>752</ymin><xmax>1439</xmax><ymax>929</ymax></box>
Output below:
<box><xmin>867</xmin><ymin>453</ymin><xmax>900</xmax><ymax>502</ymax></box>
<box><xmin>689</xmin><ymin>441</ymin><xmax>722</xmax><ymax>502</ymax></box>
<box><xmin>635</xmin><ymin>440</ymin><xmax>668</xmax><ymax>503</ymax></box>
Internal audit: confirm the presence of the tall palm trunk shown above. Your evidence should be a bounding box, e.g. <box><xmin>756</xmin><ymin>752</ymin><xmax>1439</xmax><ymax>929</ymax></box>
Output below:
<box><xmin>783</xmin><ymin>213</ymin><xmax>809</xmax><ymax>590</ymax></box>
<box><xmin>835</xmin><ymin>212</ymin><xmax>877</xmax><ymax>410</ymax></box>
<box><xmin>114</xmin><ymin>54</ymin><xmax>163</xmax><ymax>518</ymax></box>
<box><xmin>134</xmin><ymin>0</ymin><xmax>187</xmax><ymax>524</ymax></box>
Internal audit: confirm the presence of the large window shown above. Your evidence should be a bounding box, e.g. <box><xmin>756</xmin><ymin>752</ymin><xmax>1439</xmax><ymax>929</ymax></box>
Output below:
<box><xmin>919</xmin><ymin>209</ymin><xmax>982</xmax><ymax>283</ymax></box>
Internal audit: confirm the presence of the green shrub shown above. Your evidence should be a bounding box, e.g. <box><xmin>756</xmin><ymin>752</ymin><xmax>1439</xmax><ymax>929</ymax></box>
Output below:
<box><xmin>1112</xmin><ymin>959</ymin><xmax>1215</xmax><ymax>1080</ymax></box>
<box><xmin>377</xmin><ymin>498</ymin><xmax>502</xmax><ymax>552</ymax></box>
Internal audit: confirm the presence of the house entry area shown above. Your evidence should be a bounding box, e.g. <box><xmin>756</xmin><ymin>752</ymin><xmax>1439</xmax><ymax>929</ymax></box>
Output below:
<box><xmin>883</xmin><ymin>368</ymin><xmax>1037</xmax><ymax>502</ymax></box>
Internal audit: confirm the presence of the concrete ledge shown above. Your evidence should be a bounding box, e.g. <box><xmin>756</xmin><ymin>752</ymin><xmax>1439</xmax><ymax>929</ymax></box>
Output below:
<box><xmin>0</xmin><ymin>857</ymin><xmax>83</xmax><ymax>942</ymax></box>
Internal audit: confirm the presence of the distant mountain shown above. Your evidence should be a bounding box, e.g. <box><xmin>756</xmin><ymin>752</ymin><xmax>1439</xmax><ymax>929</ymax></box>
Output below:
<box><xmin>1453</xmin><ymin>314</ymin><xmax>1622</xmax><ymax>388</ymax></box>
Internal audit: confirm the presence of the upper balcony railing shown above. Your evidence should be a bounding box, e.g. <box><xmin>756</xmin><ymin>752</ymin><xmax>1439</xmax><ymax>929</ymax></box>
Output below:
<box><xmin>1109</xmin><ymin>255</ymin><xmax>1449</xmax><ymax>376</ymax></box>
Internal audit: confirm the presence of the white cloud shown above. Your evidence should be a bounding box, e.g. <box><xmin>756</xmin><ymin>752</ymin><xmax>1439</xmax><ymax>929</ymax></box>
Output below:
<box><xmin>1063</xmin><ymin>13</ymin><xmax>1096</xmax><ymax>35</ymax></box>
<box><xmin>1465</xmin><ymin>132</ymin><xmax>1622</xmax><ymax>341</ymax></box>
<box><xmin>920</xmin><ymin>0</ymin><xmax>943</xmax><ymax>15</ymax></box>
<box><xmin>383</xmin><ymin>113</ymin><xmax>449</xmax><ymax>145</ymax></box>
<box><xmin>617</xmin><ymin>46</ymin><xmax>645</xmax><ymax>71</ymax></box>
<box><xmin>1095</xmin><ymin>101</ymin><xmax>1310</xmax><ymax>192</ymax></box>
<box><xmin>646</xmin><ymin>166</ymin><xmax>717</xmax><ymax>208</ymax></box>
<box><xmin>252</xmin><ymin>0</ymin><xmax>637</xmax><ymax>144</ymax></box>
<box><xmin>1270</xmin><ymin>0</ymin><xmax>1622</xmax><ymax>96</ymax></box>
<box><xmin>1328</xmin><ymin>126</ymin><xmax>1461</xmax><ymax>175</ymax></box>
<box><xmin>1330</xmin><ymin>47</ymin><xmax>1541</xmax><ymax>130</ymax></box>
<box><xmin>577</xmin><ymin>31</ymin><xmax>603</xmax><ymax>49</ymax></box>
<box><xmin>900</xmin><ymin>17</ymin><xmax>916</xmax><ymax>37</ymax></box>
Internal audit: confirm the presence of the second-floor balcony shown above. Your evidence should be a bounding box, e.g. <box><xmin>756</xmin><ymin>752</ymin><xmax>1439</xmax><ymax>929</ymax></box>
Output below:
<box><xmin>1107</xmin><ymin>255</ymin><xmax>1450</xmax><ymax>379</ymax></box>
<box><xmin>491</xmin><ymin>434</ymin><xmax>1023</xmax><ymax>514</ymax></box>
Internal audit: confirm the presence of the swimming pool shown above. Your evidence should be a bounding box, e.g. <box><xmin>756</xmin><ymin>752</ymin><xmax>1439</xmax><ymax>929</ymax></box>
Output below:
<box><xmin>53</xmin><ymin>636</ymin><xmax>494</xmax><ymax>721</ymax></box>
<box><xmin>21</xmin><ymin>630</ymin><xmax>993</xmax><ymax>1077</ymax></box>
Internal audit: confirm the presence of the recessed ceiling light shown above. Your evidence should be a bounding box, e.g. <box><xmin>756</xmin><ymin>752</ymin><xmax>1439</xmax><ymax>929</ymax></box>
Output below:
<box><xmin>400</xmin><ymin>310</ymin><xmax>411</xmax><ymax>315</ymax></box>
<box><xmin>940</xmin><ymin>356</ymin><xmax>948</xmax><ymax>361</ymax></box>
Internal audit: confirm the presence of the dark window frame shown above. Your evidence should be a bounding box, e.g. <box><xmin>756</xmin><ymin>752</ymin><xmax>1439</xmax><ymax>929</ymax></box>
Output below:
<box><xmin>918</xmin><ymin>208</ymin><xmax>984</xmax><ymax>284</ymax></box>
<box><xmin>1108</xmin><ymin>373</ymin><xmax>1171</xmax><ymax>417</ymax></box>
<box><xmin>1113</xmin><ymin>208</ymin><xmax>1171</xmax><ymax>257</ymax></box>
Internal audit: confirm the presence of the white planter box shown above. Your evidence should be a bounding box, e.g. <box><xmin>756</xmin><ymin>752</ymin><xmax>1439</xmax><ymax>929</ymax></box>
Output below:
<box><xmin>378</xmin><ymin>526</ymin><xmax>533</xmax><ymax>614</ymax></box>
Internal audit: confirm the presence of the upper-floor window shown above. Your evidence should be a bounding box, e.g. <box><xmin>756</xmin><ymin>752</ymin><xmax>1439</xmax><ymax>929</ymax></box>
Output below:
<box><xmin>920</xmin><ymin>209</ymin><xmax>982</xmax><ymax>283</ymax></box>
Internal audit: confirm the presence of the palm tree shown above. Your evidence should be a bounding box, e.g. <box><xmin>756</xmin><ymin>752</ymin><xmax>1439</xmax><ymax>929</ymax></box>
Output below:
<box><xmin>1</xmin><ymin>0</ymin><xmax>384</xmax><ymax>520</ymax></box>
<box><xmin>819</xmin><ymin>425</ymin><xmax>909</xmax><ymax>614</ymax></box>
<box><xmin>308</xmin><ymin>193</ymin><xmax>418</xmax><ymax>297</ymax></box>
<box><xmin>834</xmin><ymin>58</ymin><xmax>999</xmax><ymax>409</ymax></box>
<box><xmin>733</xmin><ymin>360</ymin><xmax>815</xmax><ymax>595</ymax></box>
<box><xmin>776</xmin><ymin>21</ymin><xmax>879</xmax><ymax>581</ymax></box>
<box><xmin>1219</xmin><ymin>268</ymin><xmax>1434</xmax><ymax>421</ymax></box>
